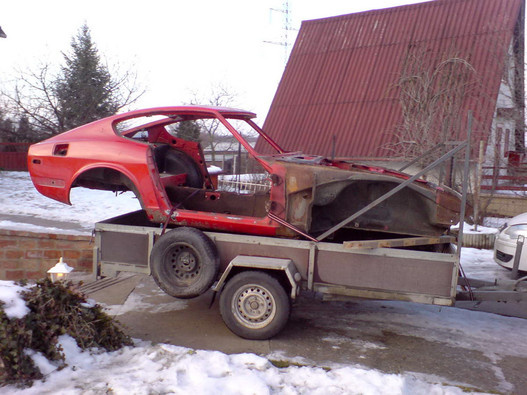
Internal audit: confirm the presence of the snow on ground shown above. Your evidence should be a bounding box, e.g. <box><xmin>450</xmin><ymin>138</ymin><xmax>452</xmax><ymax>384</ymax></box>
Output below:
<box><xmin>459</xmin><ymin>248</ymin><xmax>509</xmax><ymax>282</ymax></box>
<box><xmin>0</xmin><ymin>171</ymin><xmax>520</xmax><ymax>394</ymax></box>
<box><xmin>0</xmin><ymin>279</ymin><xmax>487</xmax><ymax>395</ymax></box>
<box><xmin>322</xmin><ymin>295</ymin><xmax>527</xmax><ymax>360</ymax></box>
<box><xmin>0</xmin><ymin>219</ymin><xmax>85</xmax><ymax>235</ymax></box>
<box><xmin>0</xmin><ymin>171</ymin><xmax>140</xmax><ymax>234</ymax></box>
<box><xmin>1</xmin><ymin>270</ymin><xmax>522</xmax><ymax>394</ymax></box>
<box><xmin>1</xmin><ymin>334</ymin><xmax>476</xmax><ymax>395</ymax></box>
<box><xmin>104</xmin><ymin>287</ymin><xmax>188</xmax><ymax>316</ymax></box>
<box><xmin>451</xmin><ymin>222</ymin><xmax>498</xmax><ymax>235</ymax></box>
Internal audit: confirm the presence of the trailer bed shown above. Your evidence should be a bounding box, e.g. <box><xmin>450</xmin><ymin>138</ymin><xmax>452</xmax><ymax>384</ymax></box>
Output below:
<box><xmin>93</xmin><ymin>210</ymin><xmax>459</xmax><ymax>306</ymax></box>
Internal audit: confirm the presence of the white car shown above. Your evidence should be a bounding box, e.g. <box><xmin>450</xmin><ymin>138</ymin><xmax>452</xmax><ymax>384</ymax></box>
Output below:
<box><xmin>494</xmin><ymin>212</ymin><xmax>527</xmax><ymax>271</ymax></box>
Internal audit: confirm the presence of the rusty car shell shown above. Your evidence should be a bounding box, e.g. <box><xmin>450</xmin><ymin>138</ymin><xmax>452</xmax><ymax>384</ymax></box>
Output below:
<box><xmin>28</xmin><ymin>106</ymin><xmax>462</xmax><ymax>241</ymax></box>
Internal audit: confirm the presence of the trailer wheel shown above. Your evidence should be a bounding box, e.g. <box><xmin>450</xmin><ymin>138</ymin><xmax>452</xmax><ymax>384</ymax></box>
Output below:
<box><xmin>150</xmin><ymin>227</ymin><xmax>219</xmax><ymax>299</ymax></box>
<box><xmin>219</xmin><ymin>271</ymin><xmax>291</xmax><ymax>340</ymax></box>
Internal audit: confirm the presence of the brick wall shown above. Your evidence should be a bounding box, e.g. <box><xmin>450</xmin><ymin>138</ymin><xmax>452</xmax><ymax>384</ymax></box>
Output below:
<box><xmin>0</xmin><ymin>229</ymin><xmax>93</xmax><ymax>281</ymax></box>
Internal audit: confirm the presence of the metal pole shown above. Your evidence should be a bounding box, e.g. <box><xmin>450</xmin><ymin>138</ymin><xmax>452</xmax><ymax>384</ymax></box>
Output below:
<box><xmin>452</xmin><ymin>112</ymin><xmax>473</xmax><ymax>301</ymax></box>
<box><xmin>473</xmin><ymin>140</ymin><xmax>485</xmax><ymax>231</ymax></box>
<box><xmin>512</xmin><ymin>235</ymin><xmax>524</xmax><ymax>278</ymax></box>
<box><xmin>456</xmin><ymin>111</ymin><xmax>472</xmax><ymax>260</ymax></box>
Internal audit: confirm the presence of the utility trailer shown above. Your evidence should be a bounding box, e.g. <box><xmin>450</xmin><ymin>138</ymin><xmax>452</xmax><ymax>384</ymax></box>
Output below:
<box><xmin>93</xmin><ymin>210</ymin><xmax>474</xmax><ymax>340</ymax></box>
<box><xmin>91</xmin><ymin>128</ymin><xmax>527</xmax><ymax>339</ymax></box>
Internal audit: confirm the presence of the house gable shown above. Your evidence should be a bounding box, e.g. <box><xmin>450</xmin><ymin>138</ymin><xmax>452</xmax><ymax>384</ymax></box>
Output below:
<box><xmin>261</xmin><ymin>0</ymin><xmax>524</xmax><ymax>161</ymax></box>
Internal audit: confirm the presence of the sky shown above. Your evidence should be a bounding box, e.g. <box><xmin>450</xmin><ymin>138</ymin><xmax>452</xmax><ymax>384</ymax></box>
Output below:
<box><xmin>0</xmin><ymin>0</ymin><xmax>426</xmax><ymax>124</ymax></box>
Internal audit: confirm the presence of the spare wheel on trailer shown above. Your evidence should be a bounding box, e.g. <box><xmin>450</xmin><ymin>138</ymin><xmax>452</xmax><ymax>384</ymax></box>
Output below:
<box><xmin>150</xmin><ymin>227</ymin><xmax>220</xmax><ymax>298</ymax></box>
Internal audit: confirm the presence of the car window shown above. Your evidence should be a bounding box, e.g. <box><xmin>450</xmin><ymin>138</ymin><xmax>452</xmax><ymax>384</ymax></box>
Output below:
<box><xmin>111</xmin><ymin>111</ymin><xmax>273</xmax><ymax>195</ymax></box>
<box><xmin>193</xmin><ymin>118</ymin><xmax>272</xmax><ymax>194</ymax></box>
<box><xmin>209</xmin><ymin>134</ymin><xmax>270</xmax><ymax>194</ymax></box>
<box><xmin>128</xmin><ymin>130</ymin><xmax>149</xmax><ymax>140</ymax></box>
<box><xmin>114</xmin><ymin>114</ymin><xmax>181</xmax><ymax>139</ymax></box>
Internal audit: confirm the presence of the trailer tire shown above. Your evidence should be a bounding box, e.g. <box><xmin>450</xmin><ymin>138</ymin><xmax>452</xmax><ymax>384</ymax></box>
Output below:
<box><xmin>150</xmin><ymin>227</ymin><xmax>219</xmax><ymax>299</ymax></box>
<box><xmin>219</xmin><ymin>271</ymin><xmax>291</xmax><ymax>340</ymax></box>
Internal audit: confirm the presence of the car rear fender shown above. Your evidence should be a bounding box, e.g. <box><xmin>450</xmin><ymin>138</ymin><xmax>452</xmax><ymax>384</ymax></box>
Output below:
<box><xmin>68</xmin><ymin>164</ymin><xmax>149</xmax><ymax>209</ymax></box>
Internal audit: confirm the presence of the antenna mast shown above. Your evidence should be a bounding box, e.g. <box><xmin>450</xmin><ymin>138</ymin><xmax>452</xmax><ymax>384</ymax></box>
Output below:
<box><xmin>265</xmin><ymin>0</ymin><xmax>294</xmax><ymax>64</ymax></box>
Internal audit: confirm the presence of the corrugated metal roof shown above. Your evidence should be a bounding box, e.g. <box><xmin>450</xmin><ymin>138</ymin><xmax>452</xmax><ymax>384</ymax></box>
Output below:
<box><xmin>260</xmin><ymin>0</ymin><xmax>524</xmax><ymax>159</ymax></box>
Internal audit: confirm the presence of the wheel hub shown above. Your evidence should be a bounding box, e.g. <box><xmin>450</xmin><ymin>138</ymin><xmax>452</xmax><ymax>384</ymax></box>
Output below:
<box><xmin>168</xmin><ymin>245</ymin><xmax>200</xmax><ymax>280</ymax></box>
<box><xmin>177</xmin><ymin>251</ymin><xmax>195</xmax><ymax>271</ymax></box>
<box><xmin>234</xmin><ymin>285</ymin><xmax>276</xmax><ymax>328</ymax></box>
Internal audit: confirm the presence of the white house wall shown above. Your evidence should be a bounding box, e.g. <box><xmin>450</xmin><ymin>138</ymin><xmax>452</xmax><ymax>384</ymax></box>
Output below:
<box><xmin>485</xmin><ymin>40</ymin><xmax>519</xmax><ymax>176</ymax></box>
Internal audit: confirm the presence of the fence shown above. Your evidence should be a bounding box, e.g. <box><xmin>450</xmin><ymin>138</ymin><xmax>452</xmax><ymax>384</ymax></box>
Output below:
<box><xmin>481</xmin><ymin>166</ymin><xmax>527</xmax><ymax>192</ymax></box>
<box><xmin>0</xmin><ymin>143</ymin><xmax>30</xmax><ymax>171</ymax></box>
<box><xmin>217</xmin><ymin>176</ymin><xmax>271</xmax><ymax>194</ymax></box>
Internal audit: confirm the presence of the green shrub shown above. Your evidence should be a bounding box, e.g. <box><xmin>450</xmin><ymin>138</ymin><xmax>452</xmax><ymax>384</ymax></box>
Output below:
<box><xmin>0</xmin><ymin>278</ymin><xmax>132</xmax><ymax>387</ymax></box>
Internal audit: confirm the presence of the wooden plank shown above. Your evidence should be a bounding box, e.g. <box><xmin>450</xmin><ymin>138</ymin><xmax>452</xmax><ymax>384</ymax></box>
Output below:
<box><xmin>343</xmin><ymin>235</ymin><xmax>455</xmax><ymax>249</ymax></box>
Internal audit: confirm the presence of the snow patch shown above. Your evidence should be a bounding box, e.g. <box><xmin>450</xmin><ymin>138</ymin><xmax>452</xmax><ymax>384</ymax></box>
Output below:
<box><xmin>0</xmin><ymin>171</ymin><xmax>140</xmax><ymax>234</ymax></box>
<box><xmin>103</xmin><ymin>291</ymin><xmax>188</xmax><ymax>316</ymax></box>
<box><xmin>2</xmin><ymin>340</ymin><xmax>474</xmax><ymax>395</ymax></box>
<box><xmin>0</xmin><ymin>280</ymin><xmax>30</xmax><ymax>319</ymax></box>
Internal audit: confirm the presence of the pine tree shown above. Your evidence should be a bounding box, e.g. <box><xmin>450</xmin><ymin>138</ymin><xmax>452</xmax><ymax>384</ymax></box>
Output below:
<box><xmin>1</xmin><ymin>24</ymin><xmax>143</xmax><ymax>140</ymax></box>
<box><xmin>55</xmin><ymin>24</ymin><xmax>120</xmax><ymax>131</ymax></box>
<box><xmin>173</xmin><ymin>121</ymin><xmax>201</xmax><ymax>142</ymax></box>
<box><xmin>15</xmin><ymin>116</ymin><xmax>33</xmax><ymax>142</ymax></box>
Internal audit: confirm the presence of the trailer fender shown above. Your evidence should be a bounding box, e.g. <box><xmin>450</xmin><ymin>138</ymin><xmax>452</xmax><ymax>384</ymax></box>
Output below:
<box><xmin>212</xmin><ymin>255</ymin><xmax>302</xmax><ymax>299</ymax></box>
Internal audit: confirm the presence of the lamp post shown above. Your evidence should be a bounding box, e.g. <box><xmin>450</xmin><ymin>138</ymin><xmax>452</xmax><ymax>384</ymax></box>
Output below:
<box><xmin>47</xmin><ymin>257</ymin><xmax>74</xmax><ymax>282</ymax></box>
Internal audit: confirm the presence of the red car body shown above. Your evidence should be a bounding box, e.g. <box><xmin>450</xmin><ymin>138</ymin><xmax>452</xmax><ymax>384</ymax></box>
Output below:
<box><xmin>28</xmin><ymin>106</ymin><xmax>462</xmax><ymax>241</ymax></box>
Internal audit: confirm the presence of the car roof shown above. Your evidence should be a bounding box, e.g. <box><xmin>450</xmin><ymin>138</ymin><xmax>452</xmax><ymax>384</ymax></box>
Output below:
<box><xmin>112</xmin><ymin>106</ymin><xmax>257</xmax><ymax>121</ymax></box>
<box><xmin>34</xmin><ymin>106</ymin><xmax>258</xmax><ymax>144</ymax></box>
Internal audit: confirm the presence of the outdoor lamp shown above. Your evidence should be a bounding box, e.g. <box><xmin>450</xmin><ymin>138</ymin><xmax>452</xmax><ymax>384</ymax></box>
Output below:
<box><xmin>47</xmin><ymin>257</ymin><xmax>74</xmax><ymax>282</ymax></box>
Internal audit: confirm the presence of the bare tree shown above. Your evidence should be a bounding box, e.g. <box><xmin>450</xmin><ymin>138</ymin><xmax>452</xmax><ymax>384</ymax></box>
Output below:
<box><xmin>389</xmin><ymin>47</ymin><xmax>479</xmax><ymax>164</ymax></box>
<box><xmin>188</xmin><ymin>84</ymin><xmax>238</xmax><ymax>162</ymax></box>
<box><xmin>470</xmin><ymin>27</ymin><xmax>526</xmax><ymax>223</ymax></box>
<box><xmin>1</xmin><ymin>24</ymin><xmax>144</xmax><ymax>142</ymax></box>
<box><xmin>391</xmin><ymin>36</ymin><xmax>527</xmax><ymax>225</ymax></box>
<box><xmin>2</xmin><ymin>63</ymin><xmax>63</xmax><ymax>140</ymax></box>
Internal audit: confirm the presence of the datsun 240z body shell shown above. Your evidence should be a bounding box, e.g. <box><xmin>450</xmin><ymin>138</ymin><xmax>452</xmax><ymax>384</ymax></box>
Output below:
<box><xmin>28</xmin><ymin>106</ymin><xmax>462</xmax><ymax>241</ymax></box>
